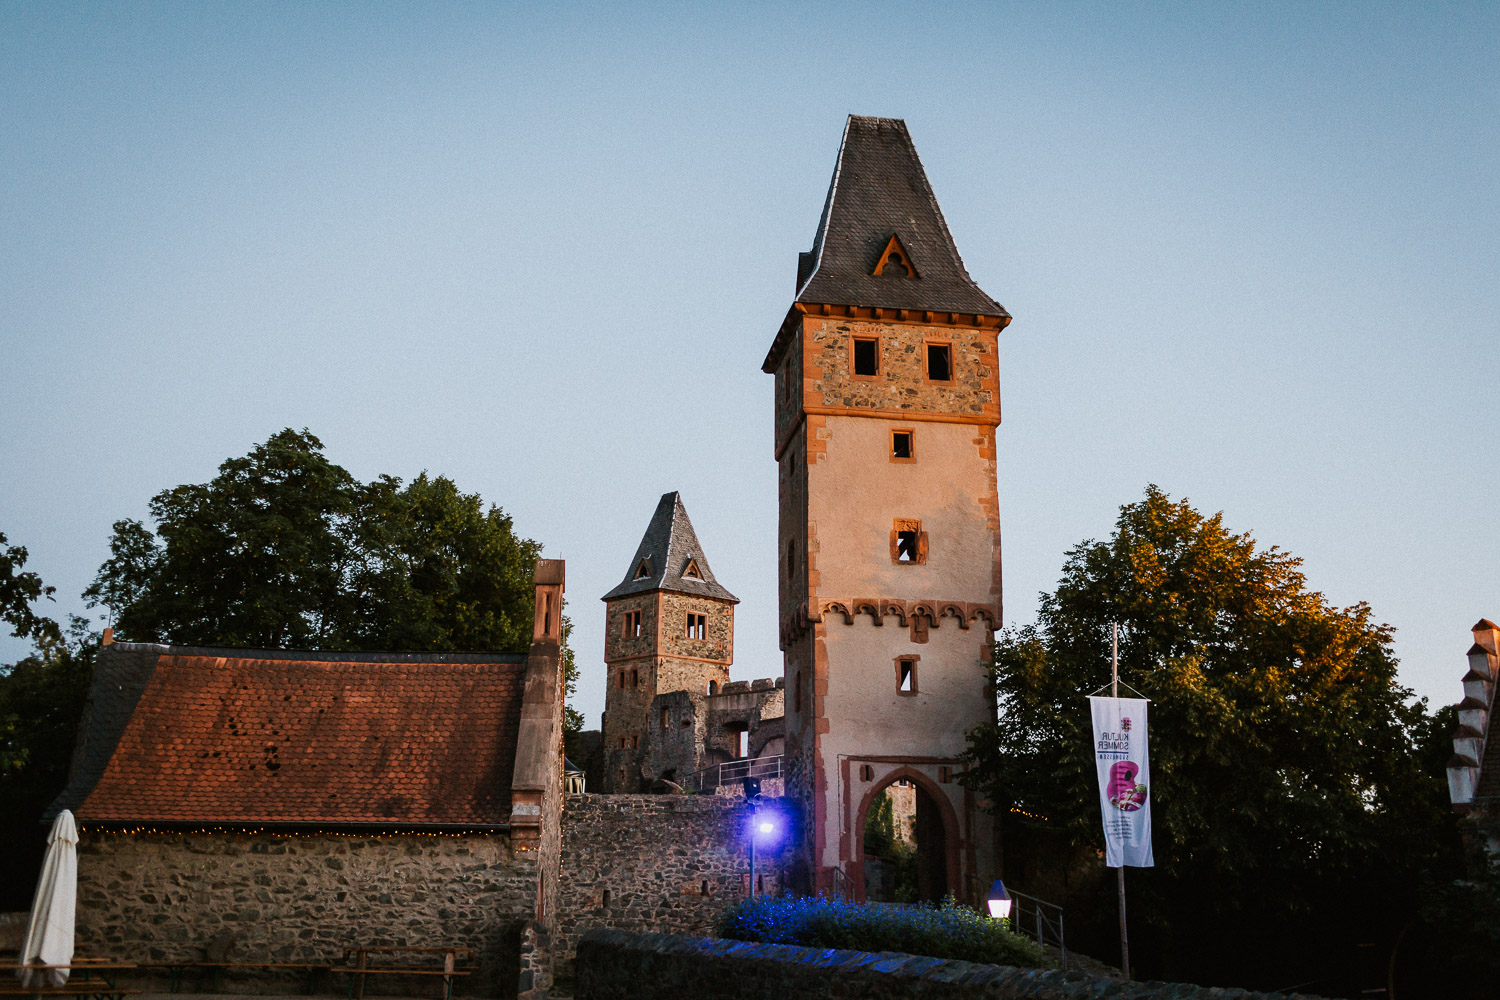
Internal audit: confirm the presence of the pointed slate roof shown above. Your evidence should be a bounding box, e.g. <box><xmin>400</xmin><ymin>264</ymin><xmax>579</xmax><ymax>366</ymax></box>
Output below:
<box><xmin>602</xmin><ymin>492</ymin><xmax>738</xmax><ymax>603</ymax></box>
<box><xmin>794</xmin><ymin>116</ymin><xmax>1009</xmax><ymax>319</ymax></box>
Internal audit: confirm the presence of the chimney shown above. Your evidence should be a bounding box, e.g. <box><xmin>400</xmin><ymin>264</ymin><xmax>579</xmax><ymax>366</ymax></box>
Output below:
<box><xmin>533</xmin><ymin>559</ymin><xmax>565</xmax><ymax>643</ymax></box>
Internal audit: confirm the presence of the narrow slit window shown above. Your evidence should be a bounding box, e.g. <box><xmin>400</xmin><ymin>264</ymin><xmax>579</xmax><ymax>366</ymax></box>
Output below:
<box><xmin>898</xmin><ymin>659</ymin><xmax>917</xmax><ymax>694</ymax></box>
<box><xmin>891</xmin><ymin>518</ymin><xmax>925</xmax><ymax>564</ymax></box>
<box><xmin>687</xmin><ymin>613</ymin><xmax>707</xmax><ymax>640</ymax></box>
<box><xmin>631</xmin><ymin>668</ymin><xmax>640</xmax><ymax>688</ymax></box>
<box><xmin>853</xmin><ymin>337</ymin><xmax>879</xmax><ymax>376</ymax></box>
<box><xmin>618</xmin><ymin>671</ymin><xmax>627</xmax><ymax>690</ymax></box>
<box><xmin>701</xmin><ymin>880</ymin><xmax>710</xmax><ymax>897</ymax></box>
<box><xmin>630</xmin><ymin>733</ymin><xmax>640</xmax><ymax>750</ymax></box>
<box><xmin>926</xmin><ymin>343</ymin><xmax>952</xmax><ymax>381</ymax></box>
<box><xmin>891</xmin><ymin>429</ymin><xmax>913</xmax><ymax>461</ymax></box>
<box><xmin>601</xmin><ymin>889</ymin><xmax>611</xmax><ymax>910</ymax></box>
<box><xmin>661</xmin><ymin>707</ymin><xmax>670</xmax><ymax>730</ymax></box>
<box><xmin>897</xmin><ymin>530</ymin><xmax>919</xmax><ymax>562</ymax></box>
<box><xmin>618</xmin><ymin>737</ymin><xmax>626</xmax><ymax>749</ymax></box>
<box><xmin>859</xmin><ymin>763</ymin><xmax>874</xmax><ymax>782</ymax></box>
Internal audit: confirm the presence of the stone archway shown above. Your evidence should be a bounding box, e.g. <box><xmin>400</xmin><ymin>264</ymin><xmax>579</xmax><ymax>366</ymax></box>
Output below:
<box><xmin>853</xmin><ymin>767</ymin><xmax>958</xmax><ymax>904</ymax></box>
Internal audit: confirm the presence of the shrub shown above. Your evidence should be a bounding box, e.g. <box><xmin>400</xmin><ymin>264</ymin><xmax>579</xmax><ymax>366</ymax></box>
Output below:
<box><xmin>715</xmin><ymin>895</ymin><xmax>1048</xmax><ymax>968</ymax></box>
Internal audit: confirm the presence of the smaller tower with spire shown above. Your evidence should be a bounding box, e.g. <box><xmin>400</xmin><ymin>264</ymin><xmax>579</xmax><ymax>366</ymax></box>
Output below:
<box><xmin>600</xmin><ymin>492</ymin><xmax>739</xmax><ymax>792</ymax></box>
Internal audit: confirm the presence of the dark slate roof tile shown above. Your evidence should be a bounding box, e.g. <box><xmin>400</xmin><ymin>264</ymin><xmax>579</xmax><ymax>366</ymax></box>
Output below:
<box><xmin>601</xmin><ymin>492</ymin><xmax>738</xmax><ymax>603</ymax></box>
<box><xmin>795</xmin><ymin>116</ymin><xmax>1008</xmax><ymax>319</ymax></box>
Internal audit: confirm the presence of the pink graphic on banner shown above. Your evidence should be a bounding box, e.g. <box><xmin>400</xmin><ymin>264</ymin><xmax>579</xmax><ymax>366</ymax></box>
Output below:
<box><xmin>1107</xmin><ymin>761</ymin><xmax>1147</xmax><ymax>811</ymax></box>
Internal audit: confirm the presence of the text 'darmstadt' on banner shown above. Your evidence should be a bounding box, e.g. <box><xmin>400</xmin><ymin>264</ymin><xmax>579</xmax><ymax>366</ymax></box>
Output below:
<box><xmin>1089</xmin><ymin>696</ymin><xmax>1154</xmax><ymax>868</ymax></box>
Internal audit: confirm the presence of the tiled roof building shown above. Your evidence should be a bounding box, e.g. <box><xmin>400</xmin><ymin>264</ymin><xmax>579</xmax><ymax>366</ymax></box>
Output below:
<box><xmin>49</xmin><ymin>561</ymin><xmax>569</xmax><ymax>998</ymax></box>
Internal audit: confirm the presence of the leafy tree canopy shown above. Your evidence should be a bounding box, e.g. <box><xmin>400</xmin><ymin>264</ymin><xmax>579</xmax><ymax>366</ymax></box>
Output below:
<box><xmin>963</xmin><ymin>485</ymin><xmax>1455</xmax><ymax>989</ymax></box>
<box><xmin>85</xmin><ymin>428</ymin><xmax>580</xmax><ymax>723</ymax></box>
<box><xmin>1</xmin><ymin>532</ymin><xmax>61</xmax><ymax>645</ymax></box>
<box><xmin>88</xmin><ymin>429</ymin><xmax>531</xmax><ymax>650</ymax></box>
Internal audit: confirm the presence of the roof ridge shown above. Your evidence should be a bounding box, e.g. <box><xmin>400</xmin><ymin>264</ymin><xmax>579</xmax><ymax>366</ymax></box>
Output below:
<box><xmin>104</xmin><ymin>640</ymin><xmax>526</xmax><ymax>663</ymax></box>
<box><xmin>797</xmin><ymin>115</ymin><xmax>854</xmax><ymax>299</ymax></box>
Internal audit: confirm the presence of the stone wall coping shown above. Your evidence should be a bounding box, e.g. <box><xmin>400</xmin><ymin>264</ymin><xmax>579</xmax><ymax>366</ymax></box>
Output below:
<box><xmin>564</xmin><ymin>792</ymin><xmax>782</xmax><ymax>812</ymax></box>
<box><xmin>575</xmin><ymin>928</ymin><xmax>1330</xmax><ymax>1000</ymax></box>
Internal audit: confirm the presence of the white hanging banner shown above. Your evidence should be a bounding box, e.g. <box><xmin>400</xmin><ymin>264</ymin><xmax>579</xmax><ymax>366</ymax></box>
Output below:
<box><xmin>1089</xmin><ymin>696</ymin><xmax>1154</xmax><ymax>868</ymax></box>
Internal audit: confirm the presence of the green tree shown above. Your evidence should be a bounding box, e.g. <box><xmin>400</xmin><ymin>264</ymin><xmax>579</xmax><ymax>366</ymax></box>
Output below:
<box><xmin>963</xmin><ymin>486</ymin><xmax>1455</xmax><ymax>991</ymax></box>
<box><xmin>84</xmin><ymin>429</ymin><xmax>580</xmax><ymax>726</ymax></box>
<box><xmin>1</xmin><ymin>531</ymin><xmax>61</xmax><ymax>645</ymax></box>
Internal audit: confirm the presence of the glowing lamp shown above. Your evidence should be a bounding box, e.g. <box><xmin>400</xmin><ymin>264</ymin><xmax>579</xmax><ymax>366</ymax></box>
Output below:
<box><xmin>758</xmin><ymin>820</ymin><xmax>775</xmax><ymax>835</ymax></box>
<box><xmin>986</xmin><ymin>880</ymin><xmax>1013</xmax><ymax>920</ymax></box>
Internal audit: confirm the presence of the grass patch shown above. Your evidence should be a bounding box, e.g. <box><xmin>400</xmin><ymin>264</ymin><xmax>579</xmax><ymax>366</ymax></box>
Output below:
<box><xmin>715</xmin><ymin>895</ymin><xmax>1049</xmax><ymax>968</ymax></box>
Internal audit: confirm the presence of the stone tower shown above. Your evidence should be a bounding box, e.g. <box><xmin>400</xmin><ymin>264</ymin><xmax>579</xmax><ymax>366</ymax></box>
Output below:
<box><xmin>600</xmin><ymin>492</ymin><xmax>739</xmax><ymax>792</ymax></box>
<box><xmin>764</xmin><ymin>116</ymin><xmax>1009</xmax><ymax>900</ymax></box>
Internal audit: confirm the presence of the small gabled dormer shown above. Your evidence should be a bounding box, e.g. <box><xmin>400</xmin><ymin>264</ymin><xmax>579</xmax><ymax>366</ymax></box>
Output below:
<box><xmin>873</xmin><ymin>234</ymin><xmax>918</xmax><ymax>277</ymax></box>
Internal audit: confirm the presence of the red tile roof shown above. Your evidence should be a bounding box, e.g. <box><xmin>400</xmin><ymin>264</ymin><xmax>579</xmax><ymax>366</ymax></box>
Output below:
<box><xmin>62</xmin><ymin>643</ymin><xmax>527</xmax><ymax>826</ymax></box>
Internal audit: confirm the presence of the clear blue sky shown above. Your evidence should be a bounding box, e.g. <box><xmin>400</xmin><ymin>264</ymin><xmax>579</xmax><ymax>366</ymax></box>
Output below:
<box><xmin>3</xmin><ymin>3</ymin><xmax>1496</xmax><ymax>728</ymax></box>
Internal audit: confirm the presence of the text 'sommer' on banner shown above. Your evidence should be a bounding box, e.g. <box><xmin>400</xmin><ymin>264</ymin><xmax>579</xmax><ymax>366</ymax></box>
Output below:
<box><xmin>1088</xmin><ymin>696</ymin><xmax>1154</xmax><ymax>868</ymax></box>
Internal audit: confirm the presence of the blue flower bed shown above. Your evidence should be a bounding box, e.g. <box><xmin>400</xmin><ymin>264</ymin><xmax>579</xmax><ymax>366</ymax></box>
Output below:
<box><xmin>715</xmin><ymin>895</ymin><xmax>1048</xmax><ymax>968</ymax></box>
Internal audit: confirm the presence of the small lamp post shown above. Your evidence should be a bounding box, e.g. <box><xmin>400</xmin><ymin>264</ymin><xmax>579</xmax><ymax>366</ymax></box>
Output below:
<box><xmin>986</xmin><ymin>879</ymin><xmax>1013</xmax><ymax>923</ymax></box>
<box><xmin>749</xmin><ymin>812</ymin><xmax>777</xmax><ymax>898</ymax></box>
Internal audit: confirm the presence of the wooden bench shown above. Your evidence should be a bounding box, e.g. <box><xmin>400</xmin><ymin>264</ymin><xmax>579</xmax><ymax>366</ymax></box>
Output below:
<box><xmin>0</xmin><ymin>986</ymin><xmax>139</xmax><ymax>1000</ymax></box>
<box><xmin>0</xmin><ymin>964</ymin><xmax>139</xmax><ymax>1000</ymax></box>
<box><xmin>135</xmin><ymin>960</ymin><xmax>333</xmax><ymax>994</ymax></box>
<box><xmin>340</xmin><ymin>948</ymin><xmax>475</xmax><ymax>1000</ymax></box>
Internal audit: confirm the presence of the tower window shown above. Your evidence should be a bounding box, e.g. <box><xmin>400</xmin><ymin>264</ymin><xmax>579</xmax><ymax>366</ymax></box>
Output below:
<box><xmin>623</xmin><ymin>610</ymin><xmax>642</xmax><ymax>638</ymax></box>
<box><xmin>618</xmin><ymin>737</ymin><xmax>626</xmax><ymax>749</ymax></box>
<box><xmin>661</xmin><ymin>707</ymin><xmax>670</xmax><ymax>730</ymax></box>
<box><xmin>926</xmin><ymin>343</ymin><xmax>952</xmax><ymax>382</ymax></box>
<box><xmin>631</xmin><ymin>668</ymin><xmax>640</xmax><ymax>688</ymax></box>
<box><xmin>708</xmin><ymin>680</ymin><xmax>718</xmax><ymax>695</ymax></box>
<box><xmin>897</xmin><ymin>657</ymin><xmax>918</xmax><ymax>694</ymax></box>
<box><xmin>891</xmin><ymin>429</ymin><xmax>914</xmax><ymax>462</ymax></box>
<box><xmin>683</xmin><ymin>558</ymin><xmax>703</xmax><ymax>580</ymax></box>
<box><xmin>891</xmin><ymin>518</ymin><xmax>926</xmax><ymax>564</ymax></box>
<box><xmin>859</xmin><ymin>763</ymin><xmax>874</xmax><ymax>782</ymax></box>
<box><xmin>852</xmin><ymin>337</ymin><xmax>879</xmax><ymax>377</ymax></box>
<box><xmin>630</xmin><ymin>734</ymin><xmax>640</xmax><ymax>750</ymax></box>
<box><xmin>633</xmin><ymin>558</ymin><xmax>651</xmax><ymax>580</ymax></box>
<box><xmin>618</xmin><ymin>671</ymin><xmax>627</xmax><ymax>690</ymax></box>
<box><xmin>687</xmin><ymin>613</ymin><xmax>707</xmax><ymax>640</ymax></box>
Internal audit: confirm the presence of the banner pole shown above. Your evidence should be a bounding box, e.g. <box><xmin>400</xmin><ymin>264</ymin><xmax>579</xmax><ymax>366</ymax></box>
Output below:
<box><xmin>1112</xmin><ymin>622</ymin><xmax>1130</xmax><ymax>980</ymax></box>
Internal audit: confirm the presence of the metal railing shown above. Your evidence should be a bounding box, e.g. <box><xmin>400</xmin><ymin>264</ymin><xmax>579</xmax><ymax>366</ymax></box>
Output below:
<box><xmin>968</xmin><ymin>877</ymin><xmax>1067</xmax><ymax>971</ymax></box>
<box><xmin>681</xmin><ymin>753</ymin><xmax>783</xmax><ymax>793</ymax></box>
<box><xmin>830</xmin><ymin>865</ymin><xmax>854</xmax><ymax>901</ymax></box>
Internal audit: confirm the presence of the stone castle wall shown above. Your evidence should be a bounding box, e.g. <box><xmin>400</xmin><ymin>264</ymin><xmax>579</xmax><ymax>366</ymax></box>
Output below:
<box><xmin>553</xmin><ymin>794</ymin><xmax>794</xmax><ymax>981</ymax></box>
<box><xmin>656</xmin><ymin>595</ymin><xmax>734</xmax><ymax>669</ymax></box>
<box><xmin>74</xmin><ymin>829</ymin><xmax>539</xmax><ymax>997</ymax></box>
<box><xmin>803</xmin><ymin>317</ymin><xmax>997</xmax><ymax>419</ymax></box>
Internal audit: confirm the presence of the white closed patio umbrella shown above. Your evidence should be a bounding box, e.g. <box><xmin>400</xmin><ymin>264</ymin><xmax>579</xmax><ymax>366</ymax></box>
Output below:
<box><xmin>18</xmin><ymin>809</ymin><xmax>78</xmax><ymax>987</ymax></box>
